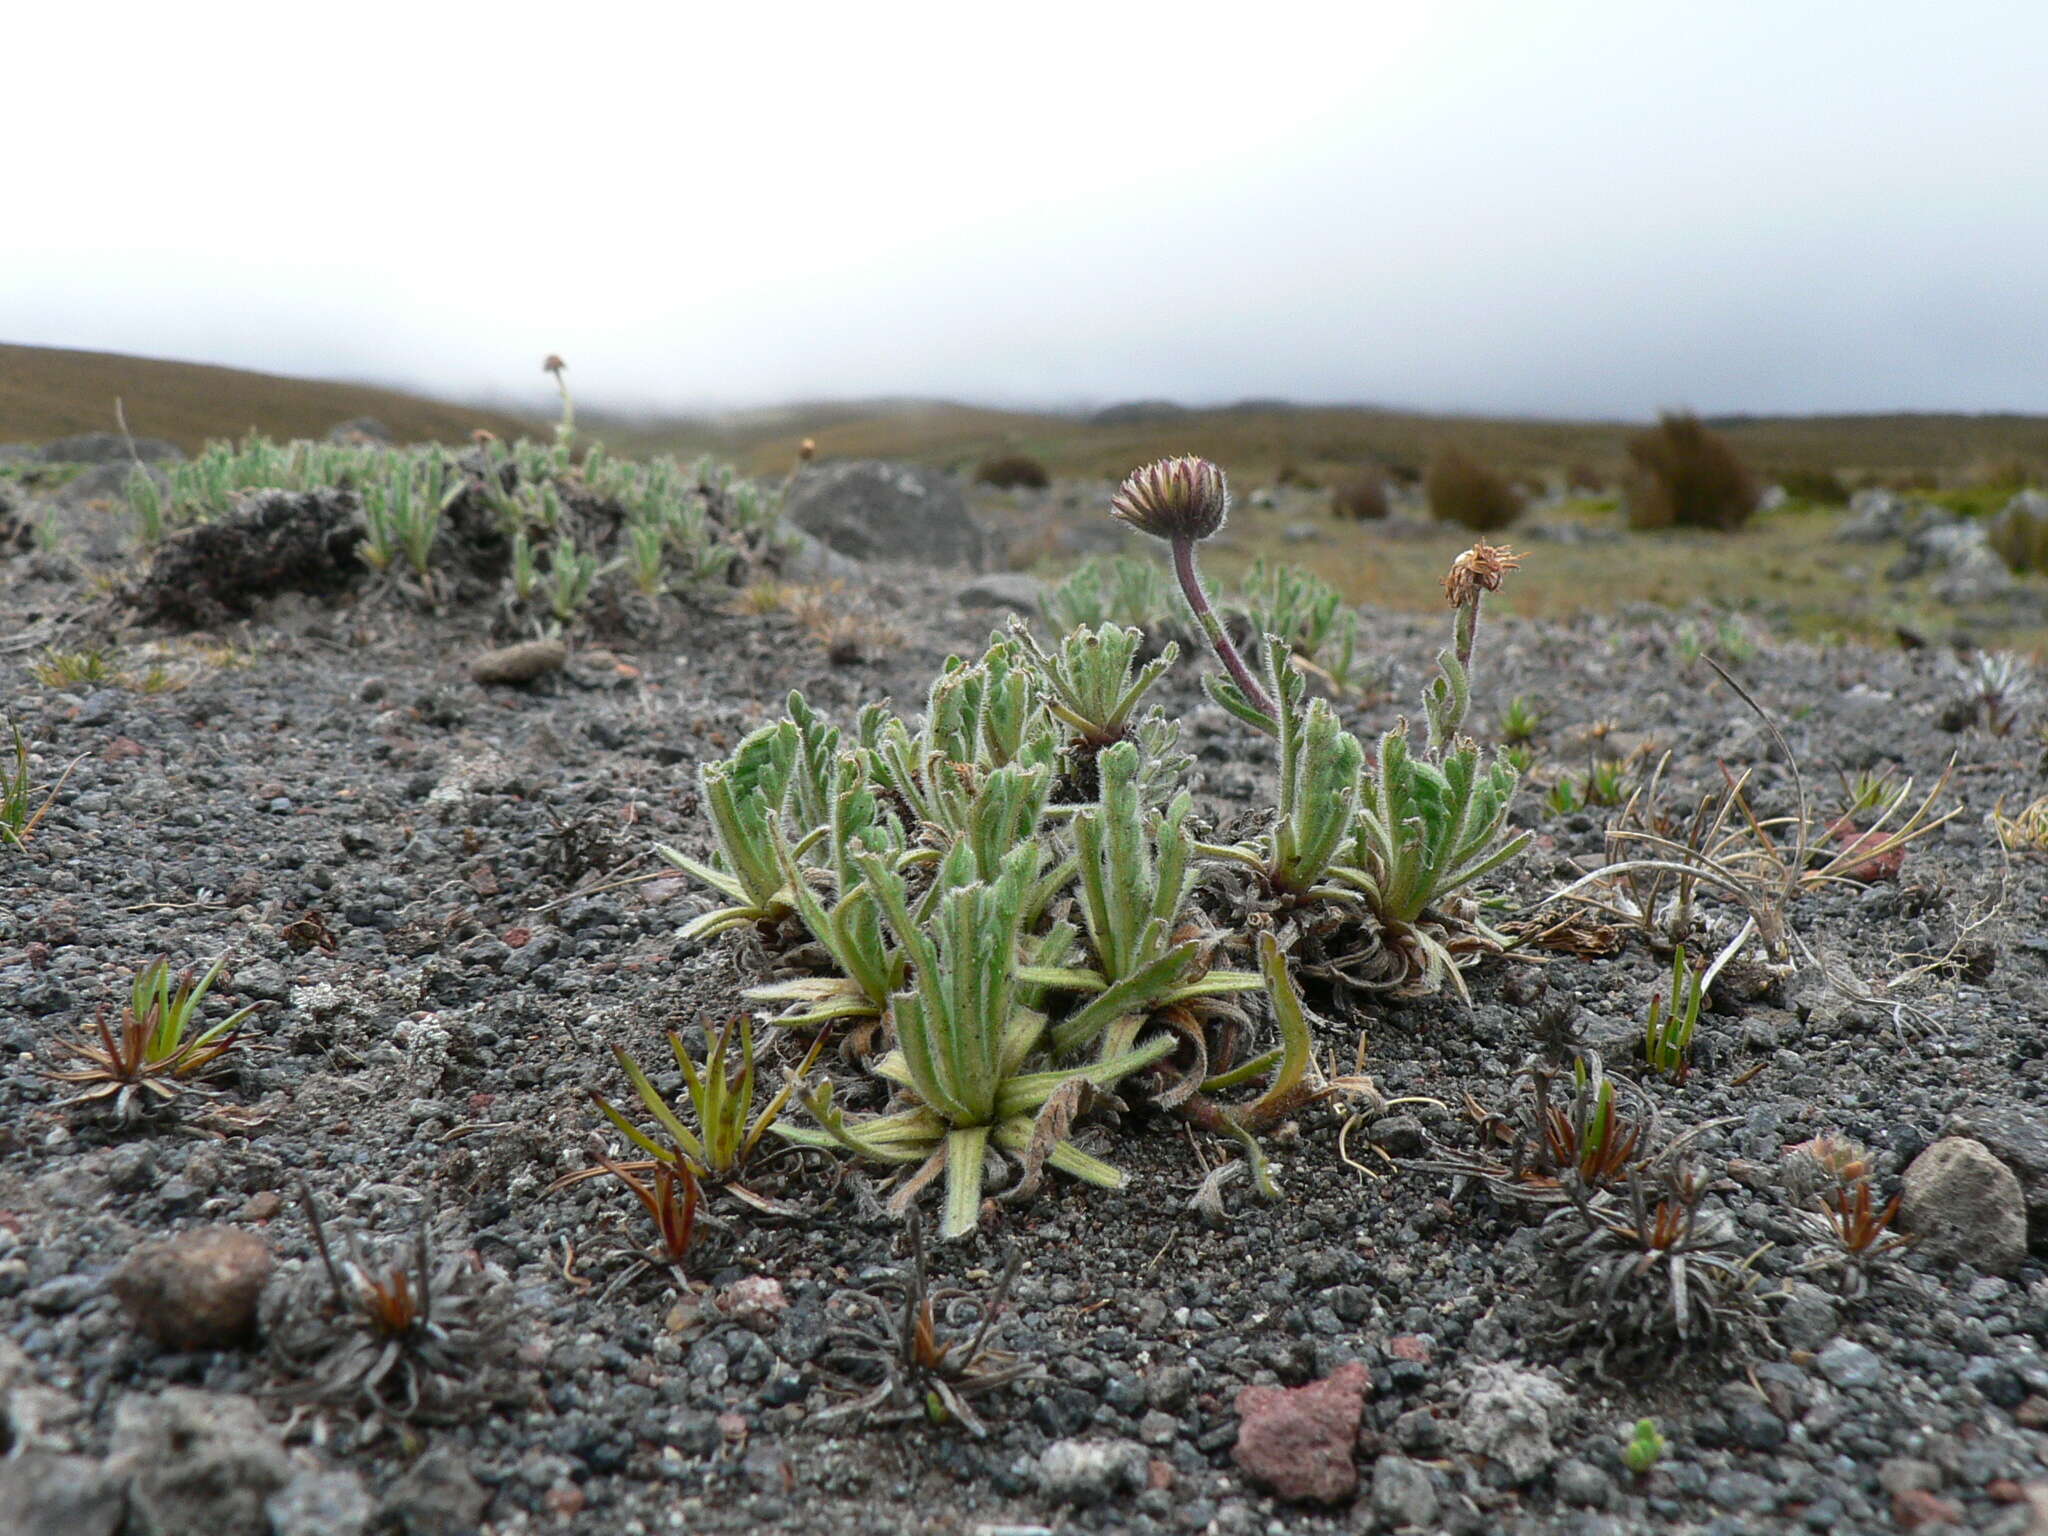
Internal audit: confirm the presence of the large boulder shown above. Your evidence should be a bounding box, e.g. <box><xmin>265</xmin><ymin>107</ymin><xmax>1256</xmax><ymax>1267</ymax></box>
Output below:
<box><xmin>1947</xmin><ymin>1105</ymin><xmax>2048</xmax><ymax>1250</ymax></box>
<box><xmin>1888</xmin><ymin>519</ymin><xmax>2014</xmax><ymax>601</ymax></box>
<box><xmin>1900</xmin><ymin>1137</ymin><xmax>2028</xmax><ymax>1275</ymax></box>
<box><xmin>782</xmin><ymin>460</ymin><xmax>986</xmax><ymax>569</ymax></box>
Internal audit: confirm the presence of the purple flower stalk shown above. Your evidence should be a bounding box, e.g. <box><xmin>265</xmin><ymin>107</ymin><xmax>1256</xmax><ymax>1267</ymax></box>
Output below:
<box><xmin>1109</xmin><ymin>457</ymin><xmax>1277</xmax><ymax>720</ymax></box>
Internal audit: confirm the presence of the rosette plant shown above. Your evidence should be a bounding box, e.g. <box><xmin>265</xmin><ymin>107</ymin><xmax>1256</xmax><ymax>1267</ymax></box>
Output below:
<box><xmin>783</xmin><ymin>829</ymin><xmax>1175</xmax><ymax>1239</ymax></box>
<box><xmin>1335</xmin><ymin>543</ymin><xmax>1531</xmax><ymax>997</ymax></box>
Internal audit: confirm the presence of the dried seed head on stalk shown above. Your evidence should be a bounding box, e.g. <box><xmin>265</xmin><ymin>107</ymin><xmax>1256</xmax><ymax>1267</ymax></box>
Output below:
<box><xmin>1110</xmin><ymin>456</ymin><xmax>1231</xmax><ymax>544</ymax></box>
<box><xmin>1442</xmin><ymin>541</ymin><xmax>1522</xmax><ymax>608</ymax></box>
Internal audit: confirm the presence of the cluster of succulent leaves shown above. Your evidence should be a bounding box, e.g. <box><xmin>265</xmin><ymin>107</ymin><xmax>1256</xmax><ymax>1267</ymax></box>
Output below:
<box><xmin>1230</xmin><ymin>558</ymin><xmax>1371</xmax><ymax>694</ymax></box>
<box><xmin>660</xmin><ymin>596</ymin><xmax>1531</xmax><ymax>1236</ymax></box>
<box><xmin>1041</xmin><ymin>554</ymin><xmax>1372</xmax><ymax>695</ymax></box>
<box><xmin>127</xmin><ymin>432</ymin><xmax>783</xmax><ymax>621</ymax></box>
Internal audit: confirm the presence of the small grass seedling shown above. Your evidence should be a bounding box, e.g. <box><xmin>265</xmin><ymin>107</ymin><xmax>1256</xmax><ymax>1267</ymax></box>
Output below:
<box><xmin>1</xmin><ymin>719</ymin><xmax>81</xmax><ymax>850</ymax></box>
<box><xmin>1643</xmin><ymin>945</ymin><xmax>1703</xmax><ymax>1081</ymax></box>
<box><xmin>30</xmin><ymin>647</ymin><xmax>118</xmax><ymax>688</ymax></box>
<box><xmin>45</xmin><ymin>956</ymin><xmax>254</xmax><ymax>1122</ymax></box>
<box><xmin>1499</xmin><ymin>694</ymin><xmax>1542</xmax><ymax>745</ymax></box>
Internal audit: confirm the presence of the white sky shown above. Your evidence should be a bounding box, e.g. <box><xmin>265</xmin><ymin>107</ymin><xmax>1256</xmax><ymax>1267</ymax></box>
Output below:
<box><xmin>7</xmin><ymin>1</ymin><xmax>2047</xmax><ymax>417</ymax></box>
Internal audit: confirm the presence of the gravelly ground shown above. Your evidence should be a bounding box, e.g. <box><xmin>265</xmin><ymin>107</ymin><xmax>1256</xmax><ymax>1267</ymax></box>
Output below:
<box><xmin>3</xmin><ymin>485</ymin><xmax>2048</xmax><ymax>1536</ymax></box>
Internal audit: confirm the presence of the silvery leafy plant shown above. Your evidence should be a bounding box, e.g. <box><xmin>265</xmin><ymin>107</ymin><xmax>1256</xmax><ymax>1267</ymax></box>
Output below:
<box><xmin>649</xmin><ymin>457</ymin><xmax>1534</xmax><ymax>1238</ymax></box>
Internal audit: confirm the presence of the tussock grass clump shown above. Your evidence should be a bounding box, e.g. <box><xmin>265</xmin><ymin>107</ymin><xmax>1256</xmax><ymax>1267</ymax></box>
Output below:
<box><xmin>1328</xmin><ymin>468</ymin><xmax>1390</xmax><ymax>521</ymax></box>
<box><xmin>1988</xmin><ymin>494</ymin><xmax>2048</xmax><ymax>574</ymax></box>
<box><xmin>1625</xmin><ymin>413</ymin><xmax>1759</xmax><ymax>531</ymax></box>
<box><xmin>1775</xmin><ymin>467</ymin><xmax>1850</xmax><ymax>506</ymax></box>
<box><xmin>1425</xmin><ymin>446</ymin><xmax>1521</xmax><ymax>532</ymax></box>
<box><xmin>974</xmin><ymin>453</ymin><xmax>1051</xmax><ymax>490</ymax></box>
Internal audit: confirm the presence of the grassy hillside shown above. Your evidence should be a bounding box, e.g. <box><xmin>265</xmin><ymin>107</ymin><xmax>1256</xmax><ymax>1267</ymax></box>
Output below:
<box><xmin>0</xmin><ymin>343</ymin><xmax>539</xmax><ymax>452</ymax></box>
<box><xmin>614</xmin><ymin>400</ymin><xmax>2048</xmax><ymax>488</ymax></box>
<box><xmin>6</xmin><ymin>341</ymin><xmax>2046</xmax><ymax>491</ymax></box>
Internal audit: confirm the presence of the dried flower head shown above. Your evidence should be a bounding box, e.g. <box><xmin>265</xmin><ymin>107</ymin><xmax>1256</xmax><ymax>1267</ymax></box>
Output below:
<box><xmin>471</xmin><ymin>429</ymin><xmax>498</xmax><ymax>447</ymax></box>
<box><xmin>542</xmin><ymin>354</ymin><xmax>567</xmax><ymax>377</ymax></box>
<box><xmin>1791</xmin><ymin>1134</ymin><xmax>1870</xmax><ymax>1186</ymax></box>
<box><xmin>799</xmin><ymin>437</ymin><xmax>817</xmax><ymax>461</ymax></box>
<box><xmin>1443</xmin><ymin>541</ymin><xmax>1522</xmax><ymax>607</ymax></box>
<box><xmin>1110</xmin><ymin>456</ymin><xmax>1230</xmax><ymax>543</ymax></box>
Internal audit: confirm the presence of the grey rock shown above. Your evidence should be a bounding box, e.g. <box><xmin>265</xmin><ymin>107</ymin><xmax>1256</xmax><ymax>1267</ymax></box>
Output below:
<box><xmin>1900</xmin><ymin>1136</ymin><xmax>2028</xmax><ymax>1275</ymax></box>
<box><xmin>1036</xmin><ymin>1437</ymin><xmax>1147</xmax><ymax>1506</ymax></box>
<box><xmin>1776</xmin><ymin>1285</ymin><xmax>1840</xmax><ymax>1351</ymax></box>
<box><xmin>266</xmin><ymin>1469</ymin><xmax>375</xmax><ymax>1536</ymax></box>
<box><xmin>23</xmin><ymin>1273</ymin><xmax>100</xmax><ymax>1314</ymax></box>
<box><xmin>0</xmin><ymin>1452</ymin><xmax>125</xmax><ymax>1536</ymax></box>
<box><xmin>1815</xmin><ymin>1339</ymin><xmax>1883</xmax><ymax>1390</ymax></box>
<box><xmin>777</xmin><ymin>525</ymin><xmax>864</xmax><ymax>583</ymax></box>
<box><xmin>1947</xmin><ymin>1105</ymin><xmax>2048</xmax><ymax>1249</ymax></box>
<box><xmin>1728</xmin><ymin>1400</ymin><xmax>1787</xmax><ymax>1450</ymax></box>
<box><xmin>108</xmin><ymin>1389</ymin><xmax>290</xmax><ymax>1536</ymax></box>
<box><xmin>326</xmin><ymin>418</ymin><xmax>392</xmax><ymax>444</ymax></box>
<box><xmin>1887</xmin><ymin>519</ymin><xmax>2014</xmax><ymax>599</ymax></box>
<box><xmin>1450</xmin><ymin>1364</ymin><xmax>1569</xmax><ymax>1482</ymax></box>
<box><xmin>1836</xmin><ymin>488</ymin><xmax>1911</xmax><ymax>542</ymax></box>
<box><xmin>469</xmin><ymin>639</ymin><xmax>567</xmax><ymax>686</ymax></box>
<box><xmin>1554</xmin><ymin>1457</ymin><xmax>1612</xmax><ymax>1508</ymax></box>
<box><xmin>1706</xmin><ymin>1469</ymin><xmax>1778</xmax><ymax>1512</ymax></box>
<box><xmin>955</xmin><ymin>572</ymin><xmax>1045</xmax><ymax>615</ymax></box>
<box><xmin>1370</xmin><ymin>1454</ymin><xmax>1440</xmax><ymax>1528</ymax></box>
<box><xmin>1876</xmin><ymin>1457</ymin><xmax>1941</xmax><ymax>1494</ymax></box>
<box><xmin>783</xmin><ymin>460</ymin><xmax>986</xmax><ymax>569</ymax></box>
<box><xmin>3</xmin><ymin>1382</ymin><xmax>85</xmax><ymax>1455</ymax></box>
<box><xmin>380</xmin><ymin>1444</ymin><xmax>489</xmax><ymax>1536</ymax></box>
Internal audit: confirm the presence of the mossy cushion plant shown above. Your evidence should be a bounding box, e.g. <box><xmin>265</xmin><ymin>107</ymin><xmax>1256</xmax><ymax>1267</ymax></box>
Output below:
<box><xmin>655</xmin><ymin>455</ymin><xmax>1534</xmax><ymax>1236</ymax></box>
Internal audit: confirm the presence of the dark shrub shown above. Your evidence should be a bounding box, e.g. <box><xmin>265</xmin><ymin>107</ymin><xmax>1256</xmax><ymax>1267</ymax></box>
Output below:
<box><xmin>1565</xmin><ymin>462</ymin><xmax>1606</xmax><ymax>494</ymax></box>
<box><xmin>1425</xmin><ymin>446</ymin><xmax>1521</xmax><ymax>532</ymax></box>
<box><xmin>974</xmin><ymin>453</ymin><xmax>1051</xmax><ymax>490</ymax></box>
<box><xmin>1328</xmin><ymin>468</ymin><xmax>1389</xmax><ymax>521</ymax></box>
<box><xmin>1775</xmin><ymin>467</ymin><xmax>1850</xmax><ymax>506</ymax></box>
<box><xmin>1625</xmin><ymin>414</ymin><xmax>1759</xmax><ymax>531</ymax></box>
<box><xmin>1274</xmin><ymin>462</ymin><xmax>1319</xmax><ymax>490</ymax></box>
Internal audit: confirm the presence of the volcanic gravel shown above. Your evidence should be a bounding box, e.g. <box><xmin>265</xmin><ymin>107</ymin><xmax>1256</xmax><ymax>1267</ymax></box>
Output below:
<box><xmin>3</xmin><ymin>508</ymin><xmax>2047</xmax><ymax>1536</ymax></box>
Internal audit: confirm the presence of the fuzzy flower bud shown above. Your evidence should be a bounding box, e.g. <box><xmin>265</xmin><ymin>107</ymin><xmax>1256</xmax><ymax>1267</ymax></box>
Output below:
<box><xmin>1110</xmin><ymin>456</ymin><xmax>1230</xmax><ymax>543</ymax></box>
<box><xmin>542</xmin><ymin>354</ymin><xmax>567</xmax><ymax>377</ymax></box>
<box><xmin>798</xmin><ymin>437</ymin><xmax>816</xmax><ymax>462</ymax></box>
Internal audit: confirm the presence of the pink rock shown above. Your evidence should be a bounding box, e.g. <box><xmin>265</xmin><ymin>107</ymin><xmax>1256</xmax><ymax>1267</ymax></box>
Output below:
<box><xmin>109</xmin><ymin>1227</ymin><xmax>271</xmax><ymax>1351</ymax></box>
<box><xmin>1826</xmin><ymin>818</ymin><xmax>1905</xmax><ymax>882</ymax></box>
<box><xmin>716</xmin><ymin>1275</ymin><xmax>789</xmax><ymax>1333</ymax></box>
<box><xmin>1232</xmin><ymin>1362</ymin><xmax>1371</xmax><ymax>1504</ymax></box>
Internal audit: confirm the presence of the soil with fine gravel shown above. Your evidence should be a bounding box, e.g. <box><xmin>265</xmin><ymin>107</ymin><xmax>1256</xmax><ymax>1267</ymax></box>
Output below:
<box><xmin>3</xmin><ymin>481</ymin><xmax>2048</xmax><ymax>1536</ymax></box>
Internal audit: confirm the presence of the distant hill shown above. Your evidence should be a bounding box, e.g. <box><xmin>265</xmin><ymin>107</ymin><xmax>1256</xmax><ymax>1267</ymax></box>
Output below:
<box><xmin>5</xmin><ymin>343</ymin><xmax>2045</xmax><ymax>486</ymax></box>
<box><xmin>0</xmin><ymin>343</ymin><xmax>540</xmax><ymax>452</ymax></box>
